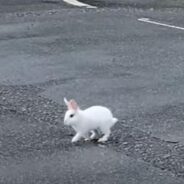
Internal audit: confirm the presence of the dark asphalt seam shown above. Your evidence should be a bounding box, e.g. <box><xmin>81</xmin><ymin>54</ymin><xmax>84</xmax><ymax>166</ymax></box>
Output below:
<box><xmin>42</xmin><ymin>0</ymin><xmax>61</xmax><ymax>4</ymax></box>
<box><xmin>79</xmin><ymin>0</ymin><xmax>184</xmax><ymax>9</ymax></box>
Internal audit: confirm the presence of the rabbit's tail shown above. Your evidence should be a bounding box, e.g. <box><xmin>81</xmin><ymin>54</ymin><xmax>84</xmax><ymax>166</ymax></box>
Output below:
<box><xmin>112</xmin><ymin>117</ymin><xmax>118</xmax><ymax>124</ymax></box>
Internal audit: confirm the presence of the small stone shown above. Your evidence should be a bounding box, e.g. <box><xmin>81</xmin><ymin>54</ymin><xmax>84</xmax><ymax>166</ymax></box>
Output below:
<box><xmin>21</xmin><ymin>107</ymin><xmax>26</xmax><ymax>112</ymax></box>
<box><xmin>123</xmin><ymin>142</ymin><xmax>128</xmax><ymax>145</ymax></box>
<box><xmin>163</xmin><ymin>153</ymin><xmax>171</xmax><ymax>159</ymax></box>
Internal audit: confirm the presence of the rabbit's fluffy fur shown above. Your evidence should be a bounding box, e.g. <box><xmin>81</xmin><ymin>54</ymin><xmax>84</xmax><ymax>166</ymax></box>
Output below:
<box><xmin>64</xmin><ymin>98</ymin><xmax>118</xmax><ymax>143</ymax></box>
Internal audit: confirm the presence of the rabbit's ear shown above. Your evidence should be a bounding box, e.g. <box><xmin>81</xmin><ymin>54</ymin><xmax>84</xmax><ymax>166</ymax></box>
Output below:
<box><xmin>64</xmin><ymin>97</ymin><xmax>69</xmax><ymax>106</ymax></box>
<box><xmin>69</xmin><ymin>99</ymin><xmax>78</xmax><ymax>111</ymax></box>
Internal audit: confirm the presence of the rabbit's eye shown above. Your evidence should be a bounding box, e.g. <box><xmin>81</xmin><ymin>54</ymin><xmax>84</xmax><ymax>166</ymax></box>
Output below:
<box><xmin>70</xmin><ymin>114</ymin><xmax>74</xmax><ymax>118</ymax></box>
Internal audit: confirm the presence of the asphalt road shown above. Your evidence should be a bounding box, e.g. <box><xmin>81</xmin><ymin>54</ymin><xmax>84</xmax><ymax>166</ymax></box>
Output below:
<box><xmin>80</xmin><ymin>0</ymin><xmax>184</xmax><ymax>8</ymax></box>
<box><xmin>0</xmin><ymin>0</ymin><xmax>184</xmax><ymax>184</ymax></box>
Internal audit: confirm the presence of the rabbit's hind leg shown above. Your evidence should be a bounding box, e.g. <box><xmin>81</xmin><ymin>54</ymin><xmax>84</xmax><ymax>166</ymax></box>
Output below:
<box><xmin>90</xmin><ymin>130</ymin><xmax>96</xmax><ymax>140</ymax></box>
<box><xmin>98</xmin><ymin>127</ymin><xmax>111</xmax><ymax>143</ymax></box>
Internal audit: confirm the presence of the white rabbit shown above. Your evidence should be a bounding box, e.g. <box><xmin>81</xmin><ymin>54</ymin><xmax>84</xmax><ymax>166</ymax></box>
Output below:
<box><xmin>63</xmin><ymin>98</ymin><xmax>118</xmax><ymax>143</ymax></box>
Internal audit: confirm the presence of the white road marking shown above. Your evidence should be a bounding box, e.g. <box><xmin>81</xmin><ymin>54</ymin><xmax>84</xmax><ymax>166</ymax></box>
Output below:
<box><xmin>63</xmin><ymin>0</ymin><xmax>97</xmax><ymax>8</ymax></box>
<box><xmin>138</xmin><ymin>18</ymin><xmax>184</xmax><ymax>31</ymax></box>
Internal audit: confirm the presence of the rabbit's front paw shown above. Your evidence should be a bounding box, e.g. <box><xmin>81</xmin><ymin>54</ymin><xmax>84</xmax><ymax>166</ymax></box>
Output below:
<box><xmin>71</xmin><ymin>133</ymin><xmax>82</xmax><ymax>143</ymax></box>
<box><xmin>71</xmin><ymin>138</ymin><xmax>78</xmax><ymax>143</ymax></box>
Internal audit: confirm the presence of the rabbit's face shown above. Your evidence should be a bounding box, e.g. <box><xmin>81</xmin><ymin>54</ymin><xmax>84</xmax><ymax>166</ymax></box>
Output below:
<box><xmin>63</xmin><ymin>98</ymin><xmax>80</xmax><ymax>126</ymax></box>
<box><xmin>64</xmin><ymin>109</ymin><xmax>78</xmax><ymax>126</ymax></box>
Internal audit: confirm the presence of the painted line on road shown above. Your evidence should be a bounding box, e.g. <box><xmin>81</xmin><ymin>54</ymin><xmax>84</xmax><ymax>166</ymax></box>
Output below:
<box><xmin>63</xmin><ymin>0</ymin><xmax>97</xmax><ymax>8</ymax></box>
<box><xmin>138</xmin><ymin>18</ymin><xmax>184</xmax><ymax>31</ymax></box>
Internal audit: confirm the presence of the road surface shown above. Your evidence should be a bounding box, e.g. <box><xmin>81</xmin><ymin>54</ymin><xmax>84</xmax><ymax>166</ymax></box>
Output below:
<box><xmin>0</xmin><ymin>0</ymin><xmax>184</xmax><ymax>183</ymax></box>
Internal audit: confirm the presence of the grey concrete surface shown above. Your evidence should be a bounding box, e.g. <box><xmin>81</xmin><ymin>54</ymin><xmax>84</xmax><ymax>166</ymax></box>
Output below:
<box><xmin>0</xmin><ymin>0</ymin><xmax>184</xmax><ymax>183</ymax></box>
